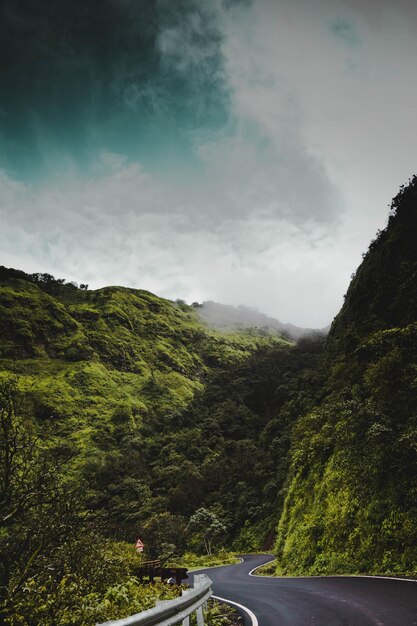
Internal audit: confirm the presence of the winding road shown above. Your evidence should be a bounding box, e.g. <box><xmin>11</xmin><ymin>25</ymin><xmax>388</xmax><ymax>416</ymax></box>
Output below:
<box><xmin>194</xmin><ymin>554</ymin><xmax>417</xmax><ymax>626</ymax></box>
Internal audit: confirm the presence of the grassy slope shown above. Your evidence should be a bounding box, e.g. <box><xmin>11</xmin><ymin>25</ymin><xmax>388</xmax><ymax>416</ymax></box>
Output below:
<box><xmin>0</xmin><ymin>270</ymin><xmax>290</xmax><ymax>498</ymax></box>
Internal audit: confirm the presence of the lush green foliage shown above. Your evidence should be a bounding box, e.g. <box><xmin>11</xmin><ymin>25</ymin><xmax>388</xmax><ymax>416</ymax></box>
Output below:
<box><xmin>187</xmin><ymin>509</ymin><xmax>227</xmax><ymax>556</ymax></box>
<box><xmin>276</xmin><ymin>177</ymin><xmax>417</xmax><ymax>575</ymax></box>
<box><xmin>175</xmin><ymin>550</ymin><xmax>239</xmax><ymax>570</ymax></box>
<box><xmin>0</xmin><ymin>267</ymin><xmax>292</xmax><ymax>622</ymax></box>
<box><xmin>252</xmin><ymin>560</ymin><xmax>277</xmax><ymax>576</ymax></box>
<box><xmin>204</xmin><ymin>598</ymin><xmax>243</xmax><ymax>625</ymax></box>
<box><xmin>0</xmin><ymin>376</ymin><xmax>185</xmax><ymax>625</ymax></box>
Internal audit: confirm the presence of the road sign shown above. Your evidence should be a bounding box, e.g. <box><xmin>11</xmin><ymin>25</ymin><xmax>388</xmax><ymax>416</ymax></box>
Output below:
<box><xmin>135</xmin><ymin>537</ymin><xmax>144</xmax><ymax>553</ymax></box>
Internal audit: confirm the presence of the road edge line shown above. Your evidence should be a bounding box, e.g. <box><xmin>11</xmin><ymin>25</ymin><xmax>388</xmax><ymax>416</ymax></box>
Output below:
<box><xmin>212</xmin><ymin>594</ymin><xmax>259</xmax><ymax>626</ymax></box>
<box><xmin>248</xmin><ymin>564</ymin><xmax>417</xmax><ymax>584</ymax></box>
<box><xmin>348</xmin><ymin>575</ymin><xmax>417</xmax><ymax>583</ymax></box>
<box><xmin>188</xmin><ymin>557</ymin><xmax>244</xmax><ymax>574</ymax></box>
<box><xmin>248</xmin><ymin>560</ymin><xmax>276</xmax><ymax>577</ymax></box>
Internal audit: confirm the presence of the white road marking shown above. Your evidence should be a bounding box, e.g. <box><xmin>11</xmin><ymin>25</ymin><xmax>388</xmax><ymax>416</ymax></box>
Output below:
<box><xmin>349</xmin><ymin>575</ymin><xmax>417</xmax><ymax>583</ymax></box>
<box><xmin>248</xmin><ymin>560</ymin><xmax>276</xmax><ymax>577</ymax></box>
<box><xmin>213</xmin><ymin>594</ymin><xmax>259</xmax><ymax>626</ymax></box>
<box><xmin>248</xmin><ymin>561</ymin><xmax>417</xmax><ymax>584</ymax></box>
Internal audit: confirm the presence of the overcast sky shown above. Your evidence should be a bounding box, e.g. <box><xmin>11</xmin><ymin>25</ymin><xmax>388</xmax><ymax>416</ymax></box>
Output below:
<box><xmin>1</xmin><ymin>0</ymin><xmax>416</xmax><ymax>327</ymax></box>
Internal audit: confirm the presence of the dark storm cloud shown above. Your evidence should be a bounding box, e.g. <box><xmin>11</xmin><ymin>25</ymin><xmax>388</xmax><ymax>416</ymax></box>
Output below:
<box><xmin>0</xmin><ymin>0</ymin><xmax>228</xmax><ymax>180</ymax></box>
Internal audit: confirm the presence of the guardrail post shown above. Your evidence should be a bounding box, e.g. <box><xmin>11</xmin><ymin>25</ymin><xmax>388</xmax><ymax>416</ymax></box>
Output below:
<box><xmin>196</xmin><ymin>605</ymin><xmax>205</xmax><ymax>626</ymax></box>
<box><xmin>181</xmin><ymin>588</ymin><xmax>191</xmax><ymax>626</ymax></box>
<box><xmin>193</xmin><ymin>575</ymin><xmax>205</xmax><ymax>626</ymax></box>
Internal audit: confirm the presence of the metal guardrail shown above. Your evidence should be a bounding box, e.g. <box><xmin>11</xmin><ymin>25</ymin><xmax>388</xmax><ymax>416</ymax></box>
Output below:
<box><xmin>97</xmin><ymin>574</ymin><xmax>212</xmax><ymax>626</ymax></box>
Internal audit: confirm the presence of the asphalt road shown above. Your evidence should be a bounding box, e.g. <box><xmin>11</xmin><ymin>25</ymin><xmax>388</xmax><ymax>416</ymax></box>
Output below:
<box><xmin>194</xmin><ymin>554</ymin><xmax>417</xmax><ymax>626</ymax></box>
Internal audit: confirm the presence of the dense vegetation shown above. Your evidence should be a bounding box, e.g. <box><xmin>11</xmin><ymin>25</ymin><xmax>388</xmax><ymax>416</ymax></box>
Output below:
<box><xmin>1</xmin><ymin>176</ymin><xmax>417</xmax><ymax>622</ymax></box>
<box><xmin>0</xmin><ymin>266</ymin><xmax>295</xmax><ymax>623</ymax></box>
<box><xmin>276</xmin><ymin>178</ymin><xmax>417</xmax><ymax>575</ymax></box>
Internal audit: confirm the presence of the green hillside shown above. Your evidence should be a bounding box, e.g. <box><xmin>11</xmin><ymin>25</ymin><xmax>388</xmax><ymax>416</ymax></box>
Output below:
<box><xmin>0</xmin><ymin>268</ymin><xmax>292</xmax><ymax>527</ymax></box>
<box><xmin>276</xmin><ymin>177</ymin><xmax>417</xmax><ymax>575</ymax></box>
<box><xmin>0</xmin><ymin>266</ymin><xmax>293</xmax><ymax>624</ymax></box>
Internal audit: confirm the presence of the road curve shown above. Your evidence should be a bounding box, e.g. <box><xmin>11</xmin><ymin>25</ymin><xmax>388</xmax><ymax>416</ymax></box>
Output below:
<box><xmin>194</xmin><ymin>554</ymin><xmax>417</xmax><ymax>626</ymax></box>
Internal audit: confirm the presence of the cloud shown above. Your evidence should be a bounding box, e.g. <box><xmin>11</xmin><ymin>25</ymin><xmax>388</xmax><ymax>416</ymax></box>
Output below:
<box><xmin>212</xmin><ymin>0</ymin><xmax>417</xmax><ymax>243</ymax></box>
<box><xmin>157</xmin><ymin>4</ymin><xmax>220</xmax><ymax>73</ymax></box>
<box><xmin>2</xmin><ymin>0</ymin><xmax>417</xmax><ymax>327</ymax></box>
<box><xmin>0</xmin><ymin>155</ymin><xmax>364</xmax><ymax>328</ymax></box>
<box><xmin>329</xmin><ymin>18</ymin><xmax>361</xmax><ymax>47</ymax></box>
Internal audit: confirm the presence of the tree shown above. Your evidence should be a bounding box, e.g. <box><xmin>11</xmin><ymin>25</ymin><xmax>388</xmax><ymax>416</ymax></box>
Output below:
<box><xmin>0</xmin><ymin>378</ymin><xmax>80</xmax><ymax>621</ymax></box>
<box><xmin>187</xmin><ymin>508</ymin><xmax>227</xmax><ymax>556</ymax></box>
<box><xmin>141</xmin><ymin>512</ymin><xmax>187</xmax><ymax>563</ymax></box>
<box><xmin>0</xmin><ymin>378</ymin><xmax>44</xmax><ymax>606</ymax></box>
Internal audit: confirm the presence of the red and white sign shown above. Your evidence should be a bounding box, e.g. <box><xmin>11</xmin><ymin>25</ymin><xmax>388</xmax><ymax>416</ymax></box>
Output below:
<box><xmin>135</xmin><ymin>537</ymin><xmax>144</xmax><ymax>553</ymax></box>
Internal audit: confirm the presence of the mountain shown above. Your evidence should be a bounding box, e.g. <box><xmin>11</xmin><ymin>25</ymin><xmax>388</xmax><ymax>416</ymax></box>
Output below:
<box><xmin>0</xmin><ymin>268</ymin><xmax>293</xmax><ymax>512</ymax></box>
<box><xmin>2</xmin><ymin>177</ymin><xmax>417</xmax><ymax>623</ymax></box>
<box><xmin>0</xmin><ymin>266</ymin><xmax>321</xmax><ymax>549</ymax></box>
<box><xmin>276</xmin><ymin>177</ymin><xmax>417</xmax><ymax>575</ymax></box>
<box><xmin>0</xmin><ymin>265</ymin><xmax>298</xmax><ymax>623</ymax></box>
<box><xmin>328</xmin><ymin>179</ymin><xmax>417</xmax><ymax>354</ymax></box>
<box><xmin>194</xmin><ymin>300</ymin><xmax>327</xmax><ymax>340</ymax></box>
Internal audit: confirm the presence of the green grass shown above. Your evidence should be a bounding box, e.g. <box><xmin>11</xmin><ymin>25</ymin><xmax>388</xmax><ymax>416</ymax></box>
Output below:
<box><xmin>250</xmin><ymin>560</ymin><xmax>278</xmax><ymax>576</ymax></box>
<box><xmin>174</xmin><ymin>551</ymin><xmax>240</xmax><ymax>570</ymax></box>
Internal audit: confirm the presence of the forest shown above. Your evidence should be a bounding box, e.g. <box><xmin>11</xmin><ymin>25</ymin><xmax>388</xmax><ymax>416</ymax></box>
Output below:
<box><xmin>1</xmin><ymin>177</ymin><xmax>417</xmax><ymax>624</ymax></box>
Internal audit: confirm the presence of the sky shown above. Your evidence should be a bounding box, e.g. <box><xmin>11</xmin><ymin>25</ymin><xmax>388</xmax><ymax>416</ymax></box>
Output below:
<box><xmin>1</xmin><ymin>0</ymin><xmax>417</xmax><ymax>327</ymax></box>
